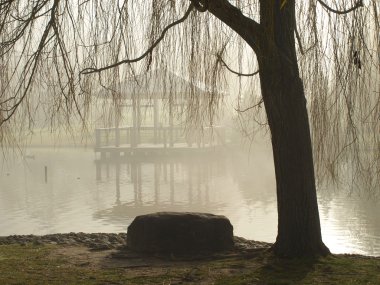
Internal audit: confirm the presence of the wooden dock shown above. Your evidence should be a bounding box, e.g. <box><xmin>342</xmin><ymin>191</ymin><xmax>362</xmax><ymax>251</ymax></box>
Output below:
<box><xmin>94</xmin><ymin>125</ymin><xmax>227</xmax><ymax>159</ymax></box>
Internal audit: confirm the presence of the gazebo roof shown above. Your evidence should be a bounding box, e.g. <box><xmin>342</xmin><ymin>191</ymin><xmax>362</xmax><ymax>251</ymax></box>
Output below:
<box><xmin>98</xmin><ymin>69</ymin><xmax>226</xmax><ymax>100</ymax></box>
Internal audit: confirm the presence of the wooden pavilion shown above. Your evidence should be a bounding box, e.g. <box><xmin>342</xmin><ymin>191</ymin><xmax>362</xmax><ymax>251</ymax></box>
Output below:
<box><xmin>94</xmin><ymin>69</ymin><xmax>227</xmax><ymax>158</ymax></box>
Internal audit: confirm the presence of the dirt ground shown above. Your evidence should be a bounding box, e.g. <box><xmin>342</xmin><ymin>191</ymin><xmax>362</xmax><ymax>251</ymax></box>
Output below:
<box><xmin>50</xmin><ymin>242</ymin><xmax>268</xmax><ymax>282</ymax></box>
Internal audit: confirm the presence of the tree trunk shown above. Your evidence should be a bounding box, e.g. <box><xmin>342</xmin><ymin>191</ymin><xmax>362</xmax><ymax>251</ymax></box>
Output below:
<box><xmin>208</xmin><ymin>0</ymin><xmax>330</xmax><ymax>257</ymax></box>
<box><xmin>257</xmin><ymin>1</ymin><xmax>330</xmax><ymax>257</ymax></box>
<box><xmin>259</xmin><ymin>63</ymin><xmax>330</xmax><ymax>257</ymax></box>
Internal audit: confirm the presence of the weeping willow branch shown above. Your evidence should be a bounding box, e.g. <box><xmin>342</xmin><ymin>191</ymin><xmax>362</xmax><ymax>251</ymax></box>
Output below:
<box><xmin>80</xmin><ymin>4</ymin><xmax>194</xmax><ymax>75</ymax></box>
<box><xmin>317</xmin><ymin>0</ymin><xmax>363</xmax><ymax>15</ymax></box>
<box><xmin>0</xmin><ymin>0</ymin><xmax>379</xmax><ymax>191</ymax></box>
<box><xmin>1</xmin><ymin>0</ymin><xmax>59</xmax><ymax>126</ymax></box>
<box><xmin>217</xmin><ymin>54</ymin><xmax>259</xmax><ymax>77</ymax></box>
<box><xmin>295</xmin><ymin>27</ymin><xmax>304</xmax><ymax>55</ymax></box>
<box><xmin>206</xmin><ymin>0</ymin><xmax>262</xmax><ymax>54</ymax></box>
<box><xmin>235</xmin><ymin>99</ymin><xmax>263</xmax><ymax>113</ymax></box>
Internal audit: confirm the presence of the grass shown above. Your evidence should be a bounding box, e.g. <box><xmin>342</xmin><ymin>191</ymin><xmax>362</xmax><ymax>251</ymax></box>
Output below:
<box><xmin>0</xmin><ymin>244</ymin><xmax>379</xmax><ymax>284</ymax></box>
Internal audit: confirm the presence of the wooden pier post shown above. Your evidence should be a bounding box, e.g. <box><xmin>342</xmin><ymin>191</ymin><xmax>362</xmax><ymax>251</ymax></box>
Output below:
<box><xmin>126</xmin><ymin>127</ymin><xmax>130</xmax><ymax>147</ymax></box>
<box><xmin>163</xmin><ymin>128</ymin><xmax>167</xmax><ymax>149</ymax></box>
<box><xmin>96</xmin><ymin>162</ymin><xmax>101</xmax><ymax>181</ymax></box>
<box><xmin>197</xmin><ymin>129</ymin><xmax>201</xmax><ymax>148</ymax></box>
<box><xmin>132</xmin><ymin>96</ymin><xmax>138</xmax><ymax>148</ymax></box>
<box><xmin>154</xmin><ymin>97</ymin><xmax>159</xmax><ymax>144</ymax></box>
<box><xmin>95</xmin><ymin>129</ymin><xmax>101</xmax><ymax>148</ymax></box>
<box><xmin>137</xmin><ymin>97</ymin><xmax>141</xmax><ymax>145</ymax></box>
<box><xmin>105</xmin><ymin>130</ymin><xmax>109</xmax><ymax>147</ymax></box>
<box><xmin>115</xmin><ymin>127</ymin><xmax>120</xmax><ymax>147</ymax></box>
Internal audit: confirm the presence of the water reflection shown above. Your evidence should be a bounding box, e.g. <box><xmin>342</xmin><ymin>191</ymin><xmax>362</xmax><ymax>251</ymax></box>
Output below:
<box><xmin>0</xmin><ymin>147</ymin><xmax>379</xmax><ymax>256</ymax></box>
<box><xmin>319</xmin><ymin>189</ymin><xmax>380</xmax><ymax>256</ymax></box>
<box><xmin>93</xmin><ymin>154</ymin><xmax>228</xmax><ymax>226</ymax></box>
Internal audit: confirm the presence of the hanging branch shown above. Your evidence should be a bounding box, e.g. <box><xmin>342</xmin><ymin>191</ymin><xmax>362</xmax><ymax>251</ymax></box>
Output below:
<box><xmin>234</xmin><ymin>99</ymin><xmax>263</xmax><ymax>113</ymax></box>
<box><xmin>80</xmin><ymin>4</ymin><xmax>194</xmax><ymax>75</ymax></box>
<box><xmin>1</xmin><ymin>0</ymin><xmax>59</xmax><ymax>125</ymax></box>
<box><xmin>317</xmin><ymin>0</ymin><xmax>363</xmax><ymax>15</ymax></box>
<box><xmin>295</xmin><ymin>27</ymin><xmax>304</xmax><ymax>55</ymax></box>
<box><xmin>217</xmin><ymin>54</ymin><xmax>259</xmax><ymax>77</ymax></box>
<box><xmin>206</xmin><ymin>0</ymin><xmax>262</xmax><ymax>54</ymax></box>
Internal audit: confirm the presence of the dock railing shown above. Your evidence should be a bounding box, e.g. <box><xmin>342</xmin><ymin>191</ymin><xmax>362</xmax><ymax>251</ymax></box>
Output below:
<box><xmin>95</xmin><ymin>126</ymin><xmax>226</xmax><ymax>149</ymax></box>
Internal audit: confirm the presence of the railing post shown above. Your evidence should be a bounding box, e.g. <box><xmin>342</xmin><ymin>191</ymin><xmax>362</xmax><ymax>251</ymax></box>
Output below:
<box><xmin>115</xmin><ymin>127</ymin><xmax>120</xmax><ymax>147</ymax></box>
<box><xmin>95</xmin><ymin>129</ymin><xmax>101</xmax><ymax>148</ymax></box>
<box><xmin>187</xmin><ymin>129</ymin><xmax>193</xmax><ymax>147</ymax></box>
<box><xmin>105</xmin><ymin>130</ymin><xmax>109</xmax><ymax>147</ymax></box>
<box><xmin>169</xmin><ymin>126</ymin><xmax>174</xmax><ymax>148</ymax></box>
<box><xmin>126</xmin><ymin>128</ymin><xmax>130</xmax><ymax>146</ymax></box>
<box><xmin>154</xmin><ymin>97</ymin><xmax>159</xmax><ymax>144</ymax></box>
<box><xmin>163</xmin><ymin>128</ymin><xmax>167</xmax><ymax>149</ymax></box>
<box><xmin>131</xmin><ymin>127</ymin><xmax>136</xmax><ymax>148</ymax></box>
<box><xmin>210</xmin><ymin>127</ymin><xmax>212</xmax><ymax>146</ymax></box>
<box><xmin>197</xmin><ymin>129</ymin><xmax>201</xmax><ymax>148</ymax></box>
<box><xmin>201</xmin><ymin>131</ymin><xmax>205</xmax><ymax>148</ymax></box>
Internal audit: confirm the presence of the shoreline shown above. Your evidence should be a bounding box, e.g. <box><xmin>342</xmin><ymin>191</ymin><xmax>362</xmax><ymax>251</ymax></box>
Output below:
<box><xmin>1</xmin><ymin>234</ymin><xmax>380</xmax><ymax>284</ymax></box>
<box><xmin>0</xmin><ymin>233</ymin><xmax>272</xmax><ymax>252</ymax></box>
<box><xmin>1</xmin><ymin>233</ymin><xmax>379</xmax><ymax>258</ymax></box>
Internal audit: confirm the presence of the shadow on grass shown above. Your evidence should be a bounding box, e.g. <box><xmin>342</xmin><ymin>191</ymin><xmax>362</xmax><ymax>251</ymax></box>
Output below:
<box><xmin>1</xmin><ymin>243</ymin><xmax>379</xmax><ymax>284</ymax></box>
<box><xmin>255</xmin><ymin>253</ymin><xmax>321</xmax><ymax>285</ymax></box>
<box><xmin>236</xmin><ymin>251</ymin><xmax>380</xmax><ymax>285</ymax></box>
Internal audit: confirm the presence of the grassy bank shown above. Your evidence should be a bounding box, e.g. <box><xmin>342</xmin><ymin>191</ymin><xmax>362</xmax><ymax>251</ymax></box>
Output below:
<box><xmin>0</xmin><ymin>243</ymin><xmax>379</xmax><ymax>285</ymax></box>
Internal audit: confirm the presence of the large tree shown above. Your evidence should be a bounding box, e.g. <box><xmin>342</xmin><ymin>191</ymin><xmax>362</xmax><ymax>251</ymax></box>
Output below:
<box><xmin>0</xmin><ymin>0</ymin><xmax>379</xmax><ymax>257</ymax></box>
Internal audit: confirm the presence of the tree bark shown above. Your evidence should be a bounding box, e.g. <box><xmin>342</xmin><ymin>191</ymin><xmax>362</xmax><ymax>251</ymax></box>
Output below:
<box><xmin>259</xmin><ymin>63</ymin><xmax>330</xmax><ymax>257</ymax></box>
<box><xmin>208</xmin><ymin>0</ymin><xmax>330</xmax><ymax>257</ymax></box>
<box><xmin>256</xmin><ymin>0</ymin><xmax>330</xmax><ymax>257</ymax></box>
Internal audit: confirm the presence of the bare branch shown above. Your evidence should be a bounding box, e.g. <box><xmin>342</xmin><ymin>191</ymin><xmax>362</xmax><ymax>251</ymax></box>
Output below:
<box><xmin>0</xmin><ymin>0</ymin><xmax>379</xmax><ymax>191</ymax></box>
<box><xmin>317</xmin><ymin>0</ymin><xmax>363</xmax><ymax>15</ymax></box>
<box><xmin>206</xmin><ymin>0</ymin><xmax>262</xmax><ymax>53</ymax></box>
<box><xmin>235</xmin><ymin>99</ymin><xmax>263</xmax><ymax>113</ymax></box>
<box><xmin>217</xmin><ymin>54</ymin><xmax>259</xmax><ymax>77</ymax></box>
<box><xmin>80</xmin><ymin>4</ymin><xmax>195</xmax><ymax>75</ymax></box>
<box><xmin>1</xmin><ymin>0</ymin><xmax>59</xmax><ymax>126</ymax></box>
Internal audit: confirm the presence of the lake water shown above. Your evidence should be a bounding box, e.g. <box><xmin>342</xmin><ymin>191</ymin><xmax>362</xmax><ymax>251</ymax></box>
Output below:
<box><xmin>0</xmin><ymin>146</ymin><xmax>379</xmax><ymax>256</ymax></box>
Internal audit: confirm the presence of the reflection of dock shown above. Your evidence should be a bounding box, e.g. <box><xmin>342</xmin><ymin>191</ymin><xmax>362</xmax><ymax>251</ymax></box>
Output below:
<box><xmin>94</xmin><ymin>154</ymin><xmax>227</xmax><ymax>223</ymax></box>
<box><xmin>92</xmin><ymin>69</ymin><xmax>231</xmax><ymax>222</ymax></box>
